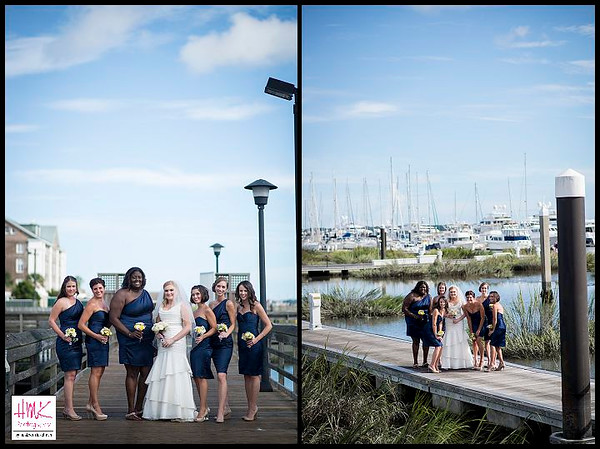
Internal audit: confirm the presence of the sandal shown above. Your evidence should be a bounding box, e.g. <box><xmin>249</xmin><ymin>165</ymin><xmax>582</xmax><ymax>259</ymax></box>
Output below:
<box><xmin>412</xmin><ymin>363</ymin><xmax>419</xmax><ymax>368</ymax></box>
<box><xmin>125</xmin><ymin>411</ymin><xmax>142</xmax><ymax>421</ymax></box>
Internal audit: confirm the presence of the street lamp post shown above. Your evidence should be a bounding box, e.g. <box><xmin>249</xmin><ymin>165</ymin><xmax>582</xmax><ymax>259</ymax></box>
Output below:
<box><xmin>210</xmin><ymin>243</ymin><xmax>224</xmax><ymax>274</ymax></box>
<box><xmin>245</xmin><ymin>179</ymin><xmax>277</xmax><ymax>392</ymax></box>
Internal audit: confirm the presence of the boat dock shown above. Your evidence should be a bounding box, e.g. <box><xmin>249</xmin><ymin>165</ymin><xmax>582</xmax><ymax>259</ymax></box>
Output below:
<box><xmin>301</xmin><ymin>321</ymin><xmax>595</xmax><ymax>433</ymax></box>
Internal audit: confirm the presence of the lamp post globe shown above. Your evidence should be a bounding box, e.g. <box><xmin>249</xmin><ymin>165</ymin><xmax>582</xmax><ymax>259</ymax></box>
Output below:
<box><xmin>210</xmin><ymin>243</ymin><xmax>224</xmax><ymax>274</ymax></box>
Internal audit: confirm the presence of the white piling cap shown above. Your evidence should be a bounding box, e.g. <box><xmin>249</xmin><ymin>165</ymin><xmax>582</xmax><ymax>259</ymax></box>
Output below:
<box><xmin>555</xmin><ymin>169</ymin><xmax>585</xmax><ymax>198</ymax></box>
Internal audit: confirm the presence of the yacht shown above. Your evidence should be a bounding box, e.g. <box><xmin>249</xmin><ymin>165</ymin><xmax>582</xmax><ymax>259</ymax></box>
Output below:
<box><xmin>481</xmin><ymin>226</ymin><xmax>532</xmax><ymax>252</ymax></box>
<box><xmin>585</xmin><ymin>219</ymin><xmax>595</xmax><ymax>247</ymax></box>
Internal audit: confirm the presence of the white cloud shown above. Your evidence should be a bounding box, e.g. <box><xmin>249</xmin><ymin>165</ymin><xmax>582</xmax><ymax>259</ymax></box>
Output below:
<box><xmin>495</xmin><ymin>26</ymin><xmax>565</xmax><ymax>49</ymax></box>
<box><xmin>562</xmin><ymin>59</ymin><xmax>595</xmax><ymax>75</ymax></box>
<box><xmin>345</xmin><ymin>101</ymin><xmax>398</xmax><ymax>118</ymax></box>
<box><xmin>158</xmin><ymin>99</ymin><xmax>274</xmax><ymax>121</ymax></box>
<box><xmin>5</xmin><ymin>124</ymin><xmax>38</xmax><ymax>133</ymax></box>
<box><xmin>555</xmin><ymin>24</ymin><xmax>595</xmax><ymax>38</ymax></box>
<box><xmin>47</xmin><ymin>98</ymin><xmax>125</xmax><ymax>112</ymax></box>
<box><xmin>5</xmin><ymin>6</ymin><xmax>182</xmax><ymax>77</ymax></box>
<box><xmin>179</xmin><ymin>12</ymin><xmax>296</xmax><ymax>74</ymax></box>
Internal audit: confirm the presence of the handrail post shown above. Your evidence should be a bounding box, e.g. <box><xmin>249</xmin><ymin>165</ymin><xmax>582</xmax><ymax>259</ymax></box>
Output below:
<box><xmin>309</xmin><ymin>293</ymin><xmax>322</xmax><ymax>330</ymax></box>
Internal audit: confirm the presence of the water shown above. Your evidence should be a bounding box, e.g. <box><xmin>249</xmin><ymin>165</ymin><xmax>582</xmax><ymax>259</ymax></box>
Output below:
<box><xmin>304</xmin><ymin>273</ymin><xmax>595</xmax><ymax>378</ymax></box>
<box><xmin>270</xmin><ymin>364</ymin><xmax>295</xmax><ymax>393</ymax></box>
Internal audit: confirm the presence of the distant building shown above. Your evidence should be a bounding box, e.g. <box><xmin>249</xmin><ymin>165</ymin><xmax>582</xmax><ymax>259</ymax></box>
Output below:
<box><xmin>5</xmin><ymin>217</ymin><xmax>67</xmax><ymax>294</ymax></box>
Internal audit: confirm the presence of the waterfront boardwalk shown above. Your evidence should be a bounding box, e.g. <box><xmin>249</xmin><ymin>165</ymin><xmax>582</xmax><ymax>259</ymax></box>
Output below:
<box><xmin>6</xmin><ymin>345</ymin><xmax>297</xmax><ymax>445</ymax></box>
<box><xmin>302</xmin><ymin>321</ymin><xmax>595</xmax><ymax>431</ymax></box>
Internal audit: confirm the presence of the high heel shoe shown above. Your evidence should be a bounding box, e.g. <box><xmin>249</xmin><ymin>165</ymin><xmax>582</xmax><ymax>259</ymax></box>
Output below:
<box><xmin>242</xmin><ymin>407</ymin><xmax>259</xmax><ymax>421</ymax></box>
<box><xmin>62</xmin><ymin>409</ymin><xmax>82</xmax><ymax>421</ymax></box>
<box><xmin>195</xmin><ymin>408</ymin><xmax>210</xmax><ymax>422</ymax></box>
<box><xmin>224</xmin><ymin>407</ymin><xmax>232</xmax><ymax>419</ymax></box>
<box><xmin>497</xmin><ymin>363</ymin><xmax>505</xmax><ymax>371</ymax></box>
<box><xmin>86</xmin><ymin>404</ymin><xmax>108</xmax><ymax>420</ymax></box>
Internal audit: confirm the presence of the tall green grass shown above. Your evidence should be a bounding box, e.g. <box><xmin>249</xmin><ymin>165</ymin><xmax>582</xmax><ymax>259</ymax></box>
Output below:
<box><xmin>302</xmin><ymin>351</ymin><xmax>531</xmax><ymax>444</ymax></box>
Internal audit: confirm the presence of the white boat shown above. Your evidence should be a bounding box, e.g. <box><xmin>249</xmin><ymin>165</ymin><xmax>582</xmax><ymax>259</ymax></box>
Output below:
<box><xmin>476</xmin><ymin>205</ymin><xmax>518</xmax><ymax>234</ymax></box>
<box><xmin>481</xmin><ymin>227</ymin><xmax>532</xmax><ymax>252</ymax></box>
<box><xmin>529</xmin><ymin>222</ymin><xmax>558</xmax><ymax>248</ymax></box>
<box><xmin>585</xmin><ymin>219</ymin><xmax>595</xmax><ymax>247</ymax></box>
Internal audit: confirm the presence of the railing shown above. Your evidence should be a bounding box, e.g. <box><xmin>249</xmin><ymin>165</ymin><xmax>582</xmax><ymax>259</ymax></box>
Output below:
<box><xmin>266</xmin><ymin>324</ymin><xmax>298</xmax><ymax>399</ymax></box>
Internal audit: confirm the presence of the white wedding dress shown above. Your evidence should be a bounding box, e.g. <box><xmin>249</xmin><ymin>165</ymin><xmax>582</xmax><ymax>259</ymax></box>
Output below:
<box><xmin>142</xmin><ymin>303</ymin><xmax>197</xmax><ymax>421</ymax></box>
<box><xmin>441</xmin><ymin>300</ymin><xmax>474</xmax><ymax>369</ymax></box>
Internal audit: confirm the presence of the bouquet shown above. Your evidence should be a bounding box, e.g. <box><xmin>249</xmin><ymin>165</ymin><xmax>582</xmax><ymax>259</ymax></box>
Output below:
<box><xmin>436</xmin><ymin>330</ymin><xmax>445</xmax><ymax>337</ymax></box>
<box><xmin>217</xmin><ymin>323</ymin><xmax>228</xmax><ymax>333</ymax></box>
<box><xmin>152</xmin><ymin>322</ymin><xmax>168</xmax><ymax>334</ymax></box>
<box><xmin>417</xmin><ymin>310</ymin><xmax>425</xmax><ymax>316</ymax></box>
<box><xmin>65</xmin><ymin>327</ymin><xmax>78</xmax><ymax>345</ymax></box>
<box><xmin>100</xmin><ymin>327</ymin><xmax>112</xmax><ymax>344</ymax></box>
<box><xmin>134</xmin><ymin>322</ymin><xmax>146</xmax><ymax>341</ymax></box>
<box><xmin>194</xmin><ymin>325</ymin><xmax>206</xmax><ymax>336</ymax></box>
<box><xmin>241</xmin><ymin>331</ymin><xmax>255</xmax><ymax>341</ymax></box>
<box><xmin>191</xmin><ymin>303</ymin><xmax>199</xmax><ymax>312</ymax></box>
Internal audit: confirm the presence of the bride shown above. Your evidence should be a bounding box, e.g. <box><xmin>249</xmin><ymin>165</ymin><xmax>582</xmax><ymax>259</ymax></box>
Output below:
<box><xmin>142</xmin><ymin>280</ymin><xmax>197</xmax><ymax>421</ymax></box>
<box><xmin>441</xmin><ymin>285</ymin><xmax>474</xmax><ymax>369</ymax></box>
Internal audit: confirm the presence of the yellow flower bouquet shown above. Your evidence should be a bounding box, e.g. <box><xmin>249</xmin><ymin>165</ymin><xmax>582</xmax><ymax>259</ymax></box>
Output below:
<box><xmin>134</xmin><ymin>322</ymin><xmax>146</xmax><ymax>341</ymax></box>
<box><xmin>194</xmin><ymin>325</ymin><xmax>206</xmax><ymax>336</ymax></box>
<box><xmin>217</xmin><ymin>323</ymin><xmax>228</xmax><ymax>333</ymax></box>
<box><xmin>100</xmin><ymin>327</ymin><xmax>112</xmax><ymax>344</ymax></box>
<box><xmin>65</xmin><ymin>327</ymin><xmax>78</xmax><ymax>345</ymax></box>
<box><xmin>436</xmin><ymin>330</ymin><xmax>445</xmax><ymax>337</ymax></box>
<box><xmin>241</xmin><ymin>331</ymin><xmax>255</xmax><ymax>341</ymax></box>
<box><xmin>417</xmin><ymin>310</ymin><xmax>425</xmax><ymax>316</ymax></box>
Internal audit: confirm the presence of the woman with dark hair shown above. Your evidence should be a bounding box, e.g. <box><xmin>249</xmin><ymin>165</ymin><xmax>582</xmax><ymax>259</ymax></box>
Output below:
<box><xmin>235</xmin><ymin>280</ymin><xmax>272</xmax><ymax>421</ymax></box>
<box><xmin>108</xmin><ymin>267</ymin><xmax>154</xmax><ymax>421</ymax></box>
<box><xmin>49</xmin><ymin>275</ymin><xmax>84</xmax><ymax>420</ymax></box>
<box><xmin>487</xmin><ymin>291</ymin><xmax>506</xmax><ymax>372</ymax></box>
<box><xmin>463</xmin><ymin>290</ymin><xmax>486</xmax><ymax>371</ymax></box>
<box><xmin>428</xmin><ymin>295</ymin><xmax>448</xmax><ymax>373</ymax></box>
<box><xmin>189</xmin><ymin>284</ymin><xmax>217</xmax><ymax>422</ymax></box>
<box><xmin>209</xmin><ymin>276</ymin><xmax>236</xmax><ymax>422</ymax></box>
<box><xmin>78</xmin><ymin>277</ymin><xmax>110</xmax><ymax>420</ymax></box>
<box><xmin>402</xmin><ymin>280</ymin><xmax>431</xmax><ymax>368</ymax></box>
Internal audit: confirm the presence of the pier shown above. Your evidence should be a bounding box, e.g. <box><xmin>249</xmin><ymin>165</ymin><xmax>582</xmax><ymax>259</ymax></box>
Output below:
<box><xmin>302</xmin><ymin>321</ymin><xmax>595</xmax><ymax>433</ymax></box>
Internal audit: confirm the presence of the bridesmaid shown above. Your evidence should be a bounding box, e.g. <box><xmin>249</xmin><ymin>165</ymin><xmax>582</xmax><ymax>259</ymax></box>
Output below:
<box><xmin>235</xmin><ymin>281</ymin><xmax>272</xmax><ymax>421</ymax></box>
<box><xmin>430</xmin><ymin>281</ymin><xmax>447</xmax><ymax>311</ymax></box>
<box><xmin>109</xmin><ymin>267</ymin><xmax>155</xmax><ymax>421</ymax></box>
<box><xmin>481</xmin><ymin>286</ymin><xmax>494</xmax><ymax>368</ymax></box>
<box><xmin>463</xmin><ymin>290</ymin><xmax>486</xmax><ymax>370</ymax></box>
<box><xmin>487</xmin><ymin>291</ymin><xmax>506</xmax><ymax>372</ymax></box>
<box><xmin>78</xmin><ymin>277</ymin><xmax>110</xmax><ymax>420</ymax></box>
<box><xmin>189</xmin><ymin>284</ymin><xmax>217</xmax><ymax>422</ymax></box>
<box><xmin>428</xmin><ymin>296</ymin><xmax>448</xmax><ymax>373</ymax></box>
<box><xmin>48</xmin><ymin>275</ymin><xmax>84</xmax><ymax>420</ymax></box>
<box><xmin>402</xmin><ymin>280</ymin><xmax>431</xmax><ymax>368</ymax></box>
<box><xmin>209</xmin><ymin>276</ymin><xmax>236</xmax><ymax>423</ymax></box>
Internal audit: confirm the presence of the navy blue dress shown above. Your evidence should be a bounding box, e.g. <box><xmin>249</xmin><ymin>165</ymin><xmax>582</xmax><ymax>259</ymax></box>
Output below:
<box><xmin>483</xmin><ymin>298</ymin><xmax>494</xmax><ymax>341</ymax></box>
<box><xmin>405</xmin><ymin>294</ymin><xmax>431</xmax><ymax>339</ymax></box>
<box><xmin>190</xmin><ymin>316</ymin><xmax>214</xmax><ymax>379</ymax></box>
<box><xmin>55</xmin><ymin>299</ymin><xmax>84</xmax><ymax>372</ymax></box>
<box><xmin>421</xmin><ymin>312</ymin><xmax>443</xmax><ymax>347</ymax></box>
<box><xmin>237</xmin><ymin>311</ymin><xmax>264</xmax><ymax>376</ymax></box>
<box><xmin>115</xmin><ymin>290</ymin><xmax>154</xmax><ymax>366</ymax></box>
<box><xmin>468</xmin><ymin>308</ymin><xmax>487</xmax><ymax>338</ymax></box>
<box><xmin>490</xmin><ymin>311</ymin><xmax>507</xmax><ymax>347</ymax></box>
<box><xmin>85</xmin><ymin>310</ymin><xmax>110</xmax><ymax>367</ymax></box>
<box><xmin>210</xmin><ymin>300</ymin><xmax>233</xmax><ymax>373</ymax></box>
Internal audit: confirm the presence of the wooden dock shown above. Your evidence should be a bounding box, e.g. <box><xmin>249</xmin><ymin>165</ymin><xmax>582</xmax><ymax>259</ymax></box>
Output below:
<box><xmin>302</xmin><ymin>321</ymin><xmax>595</xmax><ymax>432</ymax></box>
<box><xmin>6</xmin><ymin>345</ymin><xmax>298</xmax><ymax>444</ymax></box>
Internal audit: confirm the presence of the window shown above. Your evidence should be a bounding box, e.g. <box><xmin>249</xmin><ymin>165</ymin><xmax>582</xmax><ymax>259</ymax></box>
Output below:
<box><xmin>16</xmin><ymin>243</ymin><xmax>25</xmax><ymax>254</ymax></box>
<box><xmin>5</xmin><ymin>225</ymin><xmax>15</xmax><ymax>235</ymax></box>
<box><xmin>16</xmin><ymin>258</ymin><xmax>25</xmax><ymax>273</ymax></box>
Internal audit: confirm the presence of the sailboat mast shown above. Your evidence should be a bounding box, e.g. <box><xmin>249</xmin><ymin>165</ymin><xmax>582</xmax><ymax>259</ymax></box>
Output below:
<box><xmin>524</xmin><ymin>152</ymin><xmax>528</xmax><ymax>222</ymax></box>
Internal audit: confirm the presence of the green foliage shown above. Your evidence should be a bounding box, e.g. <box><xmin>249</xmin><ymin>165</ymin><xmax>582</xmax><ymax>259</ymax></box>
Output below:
<box><xmin>12</xmin><ymin>279</ymin><xmax>40</xmax><ymax>300</ymax></box>
<box><xmin>5</xmin><ymin>271</ymin><xmax>14</xmax><ymax>288</ymax></box>
<box><xmin>302</xmin><ymin>351</ymin><xmax>530</xmax><ymax>444</ymax></box>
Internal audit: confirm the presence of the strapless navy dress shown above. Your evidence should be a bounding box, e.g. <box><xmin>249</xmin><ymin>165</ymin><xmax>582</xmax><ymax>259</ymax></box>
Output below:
<box><xmin>421</xmin><ymin>313</ymin><xmax>444</xmax><ymax>347</ymax></box>
<box><xmin>490</xmin><ymin>312</ymin><xmax>507</xmax><ymax>347</ymax></box>
<box><xmin>56</xmin><ymin>300</ymin><xmax>84</xmax><ymax>372</ymax></box>
<box><xmin>115</xmin><ymin>290</ymin><xmax>154</xmax><ymax>366</ymax></box>
<box><xmin>190</xmin><ymin>316</ymin><xmax>214</xmax><ymax>379</ymax></box>
<box><xmin>237</xmin><ymin>311</ymin><xmax>263</xmax><ymax>376</ymax></box>
<box><xmin>85</xmin><ymin>310</ymin><xmax>110</xmax><ymax>367</ymax></box>
<box><xmin>483</xmin><ymin>298</ymin><xmax>494</xmax><ymax>341</ymax></box>
<box><xmin>468</xmin><ymin>309</ymin><xmax>487</xmax><ymax>338</ymax></box>
<box><xmin>210</xmin><ymin>300</ymin><xmax>233</xmax><ymax>374</ymax></box>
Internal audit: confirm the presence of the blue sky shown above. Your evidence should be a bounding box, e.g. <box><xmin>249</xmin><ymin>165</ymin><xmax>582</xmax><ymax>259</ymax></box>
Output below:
<box><xmin>302</xmin><ymin>5</ymin><xmax>594</xmax><ymax>230</ymax></box>
<box><xmin>6</xmin><ymin>5</ymin><xmax>297</xmax><ymax>299</ymax></box>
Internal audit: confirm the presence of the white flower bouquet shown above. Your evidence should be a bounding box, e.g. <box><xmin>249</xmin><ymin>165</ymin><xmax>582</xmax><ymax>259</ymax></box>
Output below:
<box><xmin>194</xmin><ymin>325</ymin><xmax>206</xmax><ymax>336</ymax></box>
<box><xmin>65</xmin><ymin>327</ymin><xmax>78</xmax><ymax>345</ymax></box>
<box><xmin>152</xmin><ymin>322</ymin><xmax>168</xmax><ymax>334</ymax></box>
<box><xmin>217</xmin><ymin>323</ymin><xmax>228</xmax><ymax>333</ymax></box>
<box><xmin>241</xmin><ymin>331</ymin><xmax>255</xmax><ymax>341</ymax></box>
<box><xmin>100</xmin><ymin>327</ymin><xmax>112</xmax><ymax>344</ymax></box>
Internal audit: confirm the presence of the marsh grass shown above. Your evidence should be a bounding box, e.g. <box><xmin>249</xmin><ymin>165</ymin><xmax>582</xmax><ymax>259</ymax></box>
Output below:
<box><xmin>301</xmin><ymin>286</ymin><xmax>403</xmax><ymax>320</ymax></box>
<box><xmin>302</xmin><ymin>351</ymin><xmax>531</xmax><ymax>444</ymax></box>
<box><xmin>504</xmin><ymin>288</ymin><xmax>595</xmax><ymax>359</ymax></box>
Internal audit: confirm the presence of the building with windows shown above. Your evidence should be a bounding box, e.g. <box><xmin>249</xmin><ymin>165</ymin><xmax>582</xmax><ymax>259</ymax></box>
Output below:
<box><xmin>5</xmin><ymin>217</ymin><xmax>67</xmax><ymax>294</ymax></box>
